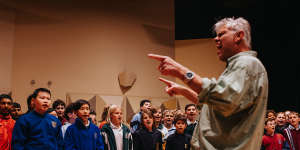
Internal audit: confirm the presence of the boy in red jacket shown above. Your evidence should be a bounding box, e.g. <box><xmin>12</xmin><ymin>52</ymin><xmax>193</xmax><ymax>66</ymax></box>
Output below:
<box><xmin>262</xmin><ymin>118</ymin><xmax>285</xmax><ymax>150</ymax></box>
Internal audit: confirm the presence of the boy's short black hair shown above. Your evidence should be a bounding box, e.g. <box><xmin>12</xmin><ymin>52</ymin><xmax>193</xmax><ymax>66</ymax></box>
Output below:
<box><xmin>32</xmin><ymin>88</ymin><xmax>51</xmax><ymax>99</ymax></box>
<box><xmin>140</xmin><ymin>99</ymin><xmax>151</xmax><ymax>107</ymax></box>
<box><xmin>26</xmin><ymin>94</ymin><xmax>34</xmax><ymax>110</ymax></box>
<box><xmin>13</xmin><ymin>102</ymin><xmax>21</xmax><ymax>108</ymax></box>
<box><xmin>73</xmin><ymin>99</ymin><xmax>90</xmax><ymax>111</ymax></box>
<box><xmin>185</xmin><ymin>104</ymin><xmax>196</xmax><ymax>111</ymax></box>
<box><xmin>0</xmin><ymin>94</ymin><xmax>13</xmax><ymax>102</ymax></box>
<box><xmin>174</xmin><ymin>113</ymin><xmax>187</xmax><ymax>124</ymax></box>
<box><xmin>64</xmin><ymin>103</ymin><xmax>75</xmax><ymax>120</ymax></box>
<box><xmin>52</xmin><ymin>99</ymin><xmax>66</xmax><ymax>109</ymax></box>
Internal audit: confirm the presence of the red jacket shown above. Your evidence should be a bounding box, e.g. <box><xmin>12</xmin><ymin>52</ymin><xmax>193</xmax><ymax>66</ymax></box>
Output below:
<box><xmin>262</xmin><ymin>133</ymin><xmax>285</xmax><ymax>150</ymax></box>
<box><xmin>0</xmin><ymin>115</ymin><xmax>15</xmax><ymax>150</ymax></box>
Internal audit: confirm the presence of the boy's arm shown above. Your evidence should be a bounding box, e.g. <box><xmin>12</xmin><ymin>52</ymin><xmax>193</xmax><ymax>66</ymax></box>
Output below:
<box><xmin>12</xmin><ymin>118</ymin><xmax>27</xmax><ymax>150</ymax></box>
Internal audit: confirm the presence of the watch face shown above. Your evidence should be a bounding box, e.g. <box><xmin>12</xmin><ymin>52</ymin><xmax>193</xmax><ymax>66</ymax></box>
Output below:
<box><xmin>186</xmin><ymin>72</ymin><xmax>194</xmax><ymax>78</ymax></box>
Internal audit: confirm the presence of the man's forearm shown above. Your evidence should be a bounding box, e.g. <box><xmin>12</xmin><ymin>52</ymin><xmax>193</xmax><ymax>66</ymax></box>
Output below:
<box><xmin>181</xmin><ymin>86</ymin><xmax>199</xmax><ymax>104</ymax></box>
<box><xmin>186</xmin><ymin>74</ymin><xmax>203</xmax><ymax>94</ymax></box>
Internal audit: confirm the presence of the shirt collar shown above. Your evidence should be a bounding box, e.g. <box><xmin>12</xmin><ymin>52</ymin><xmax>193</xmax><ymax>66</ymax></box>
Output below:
<box><xmin>187</xmin><ymin>119</ymin><xmax>197</xmax><ymax>125</ymax></box>
<box><xmin>110</xmin><ymin>122</ymin><xmax>122</xmax><ymax>129</ymax></box>
<box><xmin>227</xmin><ymin>50</ymin><xmax>257</xmax><ymax>64</ymax></box>
<box><xmin>288</xmin><ymin>124</ymin><xmax>300</xmax><ymax>130</ymax></box>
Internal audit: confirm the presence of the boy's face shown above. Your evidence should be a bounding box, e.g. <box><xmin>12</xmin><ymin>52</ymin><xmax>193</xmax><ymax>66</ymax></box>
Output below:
<box><xmin>267</xmin><ymin>112</ymin><xmax>276</xmax><ymax>119</ymax></box>
<box><xmin>153</xmin><ymin>109</ymin><xmax>162</xmax><ymax>122</ymax></box>
<box><xmin>163</xmin><ymin>112</ymin><xmax>174</xmax><ymax>126</ymax></box>
<box><xmin>33</xmin><ymin>92</ymin><xmax>51</xmax><ymax>114</ymax></box>
<box><xmin>55</xmin><ymin>104</ymin><xmax>65</xmax><ymax>118</ymax></box>
<box><xmin>289</xmin><ymin>114</ymin><xmax>299</xmax><ymax>128</ymax></box>
<box><xmin>76</xmin><ymin>104</ymin><xmax>90</xmax><ymax>123</ymax></box>
<box><xmin>185</xmin><ymin>106</ymin><xmax>197</xmax><ymax>121</ymax></box>
<box><xmin>67</xmin><ymin>111</ymin><xmax>77</xmax><ymax>124</ymax></box>
<box><xmin>0</xmin><ymin>98</ymin><xmax>12</xmax><ymax>116</ymax></box>
<box><xmin>276</xmin><ymin>113</ymin><xmax>286</xmax><ymax>126</ymax></box>
<box><xmin>142</xmin><ymin>113</ymin><xmax>153</xmax><ymax>129</ymax></box>
<box><xmin>89</xmin><ymin>114</ymin><xmax>97</xmax><ymax>124</ymax></box>
<box><xmin>264</xmin><ymin>120</ymin><xmax>275</xmax><ymax>135</ymax></box>
<box><xmin>10</xmin><ymin>108</ymin><xmax>17</xmax><ymax>117</ymax></box>
<box><xmin>175</xmin><ymin>120</ymin><xmax>187</xmax><ymax>134</ymax></box>
<box><xmin>110</xmin><ymin>108</ymin><xmax>122</xmax><ymax>126</ymax></box>
<box><xmin>141</xmin><ymin>102</ymin><xmax>151</xmax><ymax>112</ymax></box>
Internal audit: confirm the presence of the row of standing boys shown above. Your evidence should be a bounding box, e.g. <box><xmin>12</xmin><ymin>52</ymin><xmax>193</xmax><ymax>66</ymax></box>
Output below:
<box><xmin>0</xmin><ymin>88</ymin><xmax>198</xmax><ymax>150</ymax></box>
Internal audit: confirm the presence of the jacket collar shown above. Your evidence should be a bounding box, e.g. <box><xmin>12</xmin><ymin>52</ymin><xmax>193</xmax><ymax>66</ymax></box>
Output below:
<box><xmin>75</xmin><ymin>118</ymin><xmax>91</xmax><ymax>129</ymax></box>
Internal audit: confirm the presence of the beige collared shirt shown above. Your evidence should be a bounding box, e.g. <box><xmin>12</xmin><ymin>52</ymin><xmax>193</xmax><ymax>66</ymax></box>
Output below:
<box><xmin>191</xmin><ymin>51</ymin><xmax>268</xmax><ymax>150</ymax></box>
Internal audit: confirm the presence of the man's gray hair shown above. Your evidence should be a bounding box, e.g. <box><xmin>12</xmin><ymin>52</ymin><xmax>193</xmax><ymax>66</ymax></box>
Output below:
<box><xmin>214</xmin><ymin>17</ymin><xmax>252</xmax><ymax>49</ymax></box>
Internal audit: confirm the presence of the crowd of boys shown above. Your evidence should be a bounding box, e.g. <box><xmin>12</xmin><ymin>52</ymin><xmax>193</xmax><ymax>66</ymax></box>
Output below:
<box><xmin>2</xmin><ymin>88</ymin><xmax>299</xmax><ymax>150</ymax></box>
<box><xmin>261</xmin><ymin>110</ymin><xmax>300</xmax><ymax>150</ymax></box>
<box><xmin>1</xmin><ymin>88</ymin><xmax>200</xmax><ymax>150</ymax></box>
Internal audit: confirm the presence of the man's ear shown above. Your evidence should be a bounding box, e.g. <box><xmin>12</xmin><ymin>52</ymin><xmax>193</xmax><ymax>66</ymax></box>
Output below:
<box><xmin>234</xmin><ymin>31</ymin><xmax>244</xmax><ymax>44</ymax></box>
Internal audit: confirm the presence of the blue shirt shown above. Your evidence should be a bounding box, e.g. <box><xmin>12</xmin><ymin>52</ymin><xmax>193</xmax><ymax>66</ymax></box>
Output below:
<box><xmin>64</xmin><ymin>118</ymin><xmax>104</xmax><ymax>150</ymax></box>
<box><xmin>12</xmin><ymin>111</ymin><xmax>63</xmax><ymax>150</ymax></box>
<box><xmin>130</xmin><ymin>112</ymin><xmax>142</xmax><ymax>133</ymax></box>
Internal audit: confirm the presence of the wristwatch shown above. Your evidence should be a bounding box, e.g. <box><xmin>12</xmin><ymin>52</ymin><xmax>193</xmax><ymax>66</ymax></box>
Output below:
<box><xmin>183</xmin><ymin>71</ymin><xmax>194</xmax><ymax>84</ymax></box>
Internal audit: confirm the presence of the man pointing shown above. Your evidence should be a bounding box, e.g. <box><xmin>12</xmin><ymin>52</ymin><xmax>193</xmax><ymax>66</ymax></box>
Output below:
<box><xmin>148</xmin><ymin>17</ymin><xmax>268</xmax><ymax>150</ymax></box>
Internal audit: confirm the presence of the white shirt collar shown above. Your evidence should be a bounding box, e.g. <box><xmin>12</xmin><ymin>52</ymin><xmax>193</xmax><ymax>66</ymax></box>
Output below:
<box><xmin>187</xmin><ymin>119</ymin><xmax>197</xmax><ymax>125</ymax></box>
<box><xmin>110</xmin><ymin>122</ymin><xmax>122</xmax><ymax>130</ymax></box>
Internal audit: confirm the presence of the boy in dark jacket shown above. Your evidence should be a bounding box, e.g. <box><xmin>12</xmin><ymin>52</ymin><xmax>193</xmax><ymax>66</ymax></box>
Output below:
<box><xmin>12</xmin><ymin>88</ymin><xmax>63</xmax><ymax>150</ymax></box>
<box><xmin>165</xmin><ymin>113</ymin><xmax>191</xmax><ymax>150</ymax></box>
<box><xmin>64</xmin><ymin>99</ymin><xmax>104</xmax><ymax>150</ymax></box>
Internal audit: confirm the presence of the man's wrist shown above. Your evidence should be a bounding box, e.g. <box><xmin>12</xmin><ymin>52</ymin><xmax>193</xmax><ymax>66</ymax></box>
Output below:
<box><xmin>183</xmin><ymin>71</ymin><xmax>195</xmax><ymax>84</ymax></box>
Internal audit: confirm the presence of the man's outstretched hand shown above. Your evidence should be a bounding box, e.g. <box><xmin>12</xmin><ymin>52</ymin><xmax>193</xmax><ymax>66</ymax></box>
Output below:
<box><xmin>148</xmin><ymin>54</ymin><xmax>188</xmax><ymax>80</ymax></box>
<box><xmin>159</xmin><ymin>77</ymin><xmax>184</xmax><ymax>97</ymax></box>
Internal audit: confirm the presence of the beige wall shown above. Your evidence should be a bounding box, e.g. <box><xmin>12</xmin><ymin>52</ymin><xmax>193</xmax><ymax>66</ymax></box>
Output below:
<box><xmin>0</xmin><ymin>6</ymin><xmax>15</xmax><ymax>94</ymax></box>
<box><xmin>5</xmin><ymin>1</ymin><xmax>175</xmax><ymax>111</ymax></box>
<box><xmin>1</xmin><ymin>1</ymin><xmax>226</xmax><ymax>116</ymax></box>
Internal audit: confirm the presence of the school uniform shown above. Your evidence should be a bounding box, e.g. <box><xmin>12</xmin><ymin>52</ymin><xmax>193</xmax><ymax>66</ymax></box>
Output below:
<box><xmin>133</xmin><ymin>127</ymin><xmax>163</xmax><ymax>150</ymax></box>
<box><xmin>165</xmin><ymin>132</ymin><xmax>191</xmax><ymax>150</ymax></box>
<box><xmin>64</xmin><ymin>118</ymin><xmax>104</xmax><ymax>150</ymax></box>
<box><xmin>12</xmin><ymin>111</ymin><xmax>63</xmax><ymax>150</ymax></box>
<box><xmin>101</xmin><ymin>123</ymin><xmax>132</xmax><ymax>150</ymax></box>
